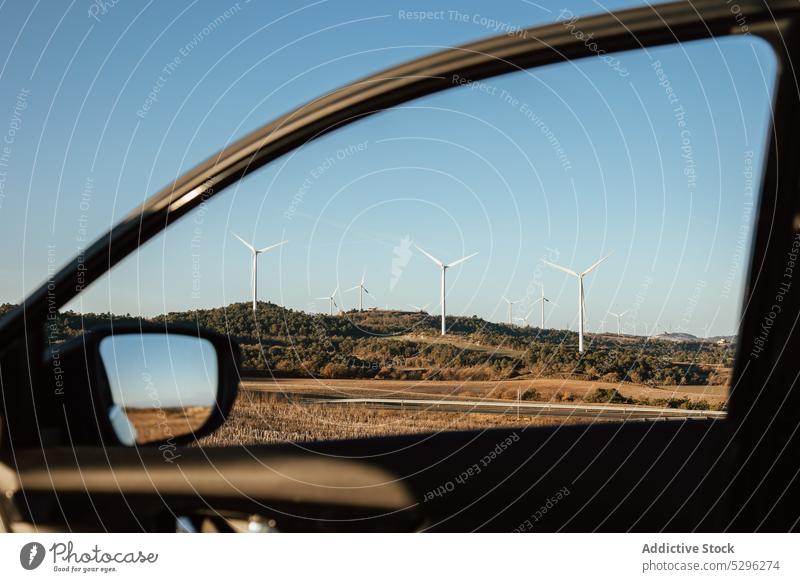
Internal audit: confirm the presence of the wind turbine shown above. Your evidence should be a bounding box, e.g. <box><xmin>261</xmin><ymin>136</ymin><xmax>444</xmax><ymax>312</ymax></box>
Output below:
<box><xmin>502</xmin><ymin>296</ymin><xmax>519</xmax><ymax>325</ymax></box>
<box><xmin>231</xmin><ymin>232</ymin><xmax>287</xmax><ymax>312</ymax></box>
<box><xmin>415</xmin><ymin>245</ymin><xmax>478</xmax><ymax>336</ymax></box>
<box><xmin>607</xmin><ymin>309</ymin><xmax>629</xmax><ymax>336</ymax></box>
<box><xmin>532</xmin><ymin>285</ymin><xmax>553</xmax><ymax>328</ymax></box>
<box><xmin>346</xmin><ymin>270</ymin><xmax>373</xmax><ymax>312</ymax></box>
<box><xmin>515</xmin><ymin>310</ymin><xmax>535</xmax><ymax>327</ymax></box>
<box><xmin>316</xmin><ymin>287</ymin><xmax>339</xmax><ymax>316</ymax></box>
<box><xmin>544</xmin><ymin>254</ymin><xmax>611</xmax><ymax>353</ymax></box>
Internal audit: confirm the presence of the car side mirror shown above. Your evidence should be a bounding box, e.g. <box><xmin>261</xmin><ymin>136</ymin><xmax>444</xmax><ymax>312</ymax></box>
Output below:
<box><xmin>52</xmin><ymin>324</ymin><xmax>240</xmax><ymax>447</ymax></box>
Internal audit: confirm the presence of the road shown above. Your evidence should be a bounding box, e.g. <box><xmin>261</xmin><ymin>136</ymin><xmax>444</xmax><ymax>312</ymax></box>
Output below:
<box><xmin>240</xmin><ymin>378</ymin><xmax>725</xmax><ymax>421</ymax></box>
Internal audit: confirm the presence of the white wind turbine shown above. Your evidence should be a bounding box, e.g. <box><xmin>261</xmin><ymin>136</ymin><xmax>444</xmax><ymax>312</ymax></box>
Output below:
<box><xmin>415</xmin><ymin>245</ymin><xmax>478</xmax><ymax>336</ymax></box>
<box><xmin>532</xmin><ymin>285</ymin><xmax>554</xmax><ymax>328</ymax></box>
<box><xmin>346</xmin><ymin>270</ymin><xmax>373</xmax><ymax>312</ymax></box>
<box><xmin>515</xmin><ymin>311</ymin><xmax>534</xmax><ymax>327</ymax></box>
<box><xmin>231</xmin><ymin>232</ymin><xmax>287</xmax><ymax>312</ymax></box>
<box><xmin>607</xmin><ymin>309</ymin><xmax>629</xmax><ymax>336</ymax></box>
<box><xmin>316</xmin><ymin>287</ymin><xmax>339</xmax><ymax>316</ymax></box>
<box><xmin>544</xmin><ymin>254</ymin><xmax>611</xmax><ymax>353</ymax></box>
<box><xmin>502</xmin><ymin>296</ymin><xmax>520</xmax><ymax>325</ymax></box>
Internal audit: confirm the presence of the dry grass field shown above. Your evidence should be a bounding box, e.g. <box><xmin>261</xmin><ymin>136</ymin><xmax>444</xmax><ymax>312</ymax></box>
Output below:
<box><xmin>199</xmin><ymin>391</ymin><xmax>598</xmax><ymax>446</ymax></box>
<box><xmin>125</xmin><ymin>406</ymin><xmax>211</xmax><ymax>444</ymax></box>
<box><xmin>241</xmin><ymin>377</ymin><xmax>727</xmax><ymax>407</ymax></box>
<box><xmin>195</xmin><ymin>376</ymin><xmax>727</xmax><ymax>446</ymax></box>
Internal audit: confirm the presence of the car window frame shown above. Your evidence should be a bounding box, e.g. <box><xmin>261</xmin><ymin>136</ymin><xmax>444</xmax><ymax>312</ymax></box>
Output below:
<box><xmin>1</xmin><ymin>0</ymin><xmax>798</xmax><ymax>432</ymax></box>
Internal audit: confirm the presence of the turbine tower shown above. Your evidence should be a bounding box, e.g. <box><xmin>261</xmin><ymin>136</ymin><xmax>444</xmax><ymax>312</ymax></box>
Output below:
<box><xmin>316</xmin><ymin>287</ymin><xmax>339</xmax><ymax>316</ymax></box>
<box><xmin>231</xmin><ymin>232</ymin><xmax>287</xmax><ymax>312</ymax></box>
<box><xmin>415</xmin><ymin>245</ymin><xmax>477</xmax><ymax>336</ymax></box>
<box><xmin>346</xmin><ymin>270</ymin><xmax>372</xmax><ymax>312</ymax></box>
<box><xmin>607</xmin><ymin>309</ymin><xmax>629</xmax><ymax>336</ymax></box>
<box><xmin>532</xmin><ymin>285</ymin><xmax>553</xmax><ymax>328</ymax></box>
<box><xmin>502</xmin><ymin>296</ymin><xmax>519</xmax><ymax>325</ymax></box>
<box><xmin>544</xmin><ymin>254</ymin><xmax>611</xmax><ymax>353</ymax></box>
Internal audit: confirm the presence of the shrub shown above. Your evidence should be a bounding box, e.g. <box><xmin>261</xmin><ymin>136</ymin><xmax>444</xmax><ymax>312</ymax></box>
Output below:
<box><xmin>320</xmin><ymin>362</ymin><xmax>349</xmax><ymax>378</ymax></box>
<box><xmin>585</xmin><ymin>367</ymin><xmax>600</xmax><ymax>381</ymax></box>
<box><xmin>585</xmin><ymin>388</ymin><xmax>633</xmax><ymax>404</ymax></box>
<box><xmin>520</xmin><ymin>388</ymin><xmax>542</xmax><ymax>401</ymax></box>
<box><xmin>651</xmin><ymin>397</ymin><xmax>690</xmax><ymax>409</ymax></box>
<box><xmin>627</xmin><ymin>371</ymin><xmax>643</xmax><ymax>384</ymax></box>
<box><xmin>554</xmin><ymin>390</ymin><xmax>575</xmax><ymax>402</ymax></box>
<box><xmin>707</xmin><ymin>369</ymin><xmax>731</xmax><ymax>386</ymax></box>
<box><xmin>684</xmin><ymin>399</ymin><xmax>710</xmax><ymax>410</ymax></box>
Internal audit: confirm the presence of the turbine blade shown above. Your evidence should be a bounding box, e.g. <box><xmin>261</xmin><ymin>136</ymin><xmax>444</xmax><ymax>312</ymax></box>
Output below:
<box><xmin>542</xmin><ymin>260</ymin><xmax>579</xmax><ymax>277</ymax></box>
<box><xmin>231</xmin><ymin>232</ymin><xmax>255</xmax><ymax>252</ymax></box>
<box><xmin>344</xmin><ymin>285</ymin><xmax>360</xmax><ymax>292</ymax></box>
<box><xmin>315</xmin><ymin>297</ymin><xmax>330</xmax><ymax>300</ymax></box>
<box><xmin>257</xmin><ymin>240</ymin><xmax>288</xmax><ymax>253</ymax></box>
<box><xmin>414</xmin><ymin>245</ymin><xmax>444</xmax><ymax>267</ymax></box>
<box><xmin>581</xmin><ymin>253</ymin><xmax>612</xmax><ymax>276</ymax></box>
<box><xmin>446</xmin><ymin>252</ymin><xmax>478</xmax><ymax>268</ymax></box>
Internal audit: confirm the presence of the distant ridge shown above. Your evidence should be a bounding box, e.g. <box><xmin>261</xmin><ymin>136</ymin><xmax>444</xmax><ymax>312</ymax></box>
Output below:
<box><xmin>17</xmin><ymin>301</ymin><xmax>735</xmax><ymax>386</ymax></box>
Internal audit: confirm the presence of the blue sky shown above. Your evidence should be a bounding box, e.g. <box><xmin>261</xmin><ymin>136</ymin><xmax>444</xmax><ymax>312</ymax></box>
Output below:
<box><xmin>0</xmin><ymin>1</ymin><xmax>776</xmax><ymax>336</ymax></box>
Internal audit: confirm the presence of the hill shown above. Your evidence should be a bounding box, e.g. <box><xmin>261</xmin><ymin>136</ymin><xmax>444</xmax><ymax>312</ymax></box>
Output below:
<box><xmin>30</xmin><ymin>301</ymin><xmax>736</xmax><ymax>386</ymax></box>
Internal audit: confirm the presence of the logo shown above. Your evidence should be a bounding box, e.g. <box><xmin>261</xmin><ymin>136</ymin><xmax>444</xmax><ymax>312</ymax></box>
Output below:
<box><xmin>20</xmin><ymin>542</ymin><xmax>46</xmax><ymax>570</ymax></box>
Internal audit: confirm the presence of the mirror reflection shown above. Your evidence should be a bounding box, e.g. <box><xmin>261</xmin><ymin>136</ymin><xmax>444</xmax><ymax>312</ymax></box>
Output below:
<box><xmin>99</xmin><ymin>333</ymin><xmax>218</xmax><ymax>445</ymax></box>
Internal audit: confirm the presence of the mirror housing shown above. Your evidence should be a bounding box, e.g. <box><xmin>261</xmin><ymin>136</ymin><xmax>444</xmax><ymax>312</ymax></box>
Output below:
<box><xmin>49</xmin><ymin>323</ymin><xmax>240</xmax><ymax>447</ymax></box>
